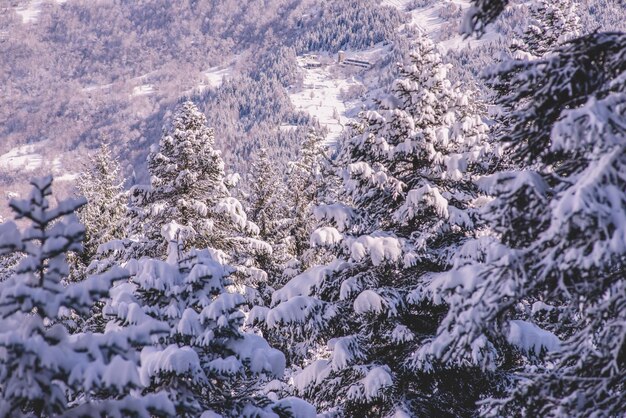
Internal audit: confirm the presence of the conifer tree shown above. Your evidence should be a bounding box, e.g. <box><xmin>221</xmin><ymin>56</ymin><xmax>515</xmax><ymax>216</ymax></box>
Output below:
<box><xmin>510</xmin><ymin>0</ymin><xmax>581</xmax><ymax>59</ymax></box>
<box><xmin>246</xmin><ymin>147</ymin><xmax>291</xmax><ymax>288</ymax></box>
<box><xmin>423</xmin><ymin>32</ymin><xmax>626</xmax><ymax>417</ymax></box>
<box><xmin>70</xmin><ymin>141</ymin><xmax>128</xmax><ymax>280</ymax></box>
<box><xmin>248</xmin><ymin>148</ymin><xmax>285</xmax><ymax>243</ymax></box>
<box><xmin>129</xmin><ymin>101</ymin><xmax>272</xmax><ymax>303</ymax></box>
<box><xmin>284</xmin><ymin>129</ymin><xmax>327</xmax><ymax>264</ymax></box>
<box><xmin>262</xmin><ymin>35</ymin><xmax>495</xmax><ymax>416</ymax></box>
<box><xmin>104</xmin><ymin>221</ymin><xmax>315</xmax><ymax>417</ymax></box>
<box><xmin>0</xmin><ymin>176</ymin><xmax>173</xmax><ymax>417</ymax></box>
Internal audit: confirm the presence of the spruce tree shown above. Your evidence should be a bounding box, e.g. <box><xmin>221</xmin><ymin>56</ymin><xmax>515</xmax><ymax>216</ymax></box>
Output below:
<box><xmin>0</xmin><ymin>176</ymin><xmax>173</xmax><ymax>417</ymax></box>
<box><xmin>246</xmin><ymin>147</ymin><xmax>291</xmax><ymax>290</ymax></box>
<box><xmin>262</xmin><ymin>35</ymin><xmax>495</xmax><ymax>416</ymax></box>
<box><xmin>129</xmin><ymin>101</ymin><xmax>272</xmax><ymax>304</ymax></box>
<box><xmin>284</xmin><ymin>129</ymin><xmax>327</xmax><ymax>265</ymax></box>
<box><xmin>511</xmin><ymin>0</ymin><xmax>581</xmax><ymax>59</ymax></box>
<box><xmin>103</xmin><ymin>221</ymin><xmax>315</xmax><ymax>417</ymax></box>
<box><xmin>423</xmin><ymin>32</ymin><xmax>626</xmax><ymax>417</ymax></box>
<box><xmin>70</xmin><ymin>141</ymin><xmax>128</xmax><ymax>280</ymax></box>
<box><xmin>248</xmin><ymin>148</ymin><xmax>285</xmax><ymax>243</ymax></box>
<box><xmin>130</xmin><ymin>101</ymin><xmax>259</xmax><ymax>255</ymax></box>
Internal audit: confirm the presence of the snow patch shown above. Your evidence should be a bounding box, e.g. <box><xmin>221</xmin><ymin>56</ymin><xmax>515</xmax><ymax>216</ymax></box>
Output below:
<box><xmin>507</xmin><ymin>320</ymin><xmax>561</xmax><ymax>355</ymax></box>
<box><xmin>271</xmin><ymin>259</ymin><xmax>347</xmax><ymax>304</ymax></box>
<box><xmin>266</xmin><ymin>296</ymin><xmax>323</xmax><ymax>328</ymax></box>
<box><xmin>349</xmin><ymin>235</ymin><xmax>403</xmax><ymax>266</ymax></box>
<box><xmin>310</xmin><ymin>226</ymin><xmax>343</xmax><ymax>247</ymax></box>
<box><xmin>313</xmin><ymin>203</ymin><xmax>354</xmax><ymax>231</ymax></box>
<box><xmin>0</xmin><ymin>142</ymin><xmax>62</xmax><ymax>173</ymax></box>
<box><xmin>353</xmin><ymin>290</ymin><xmax>384</xmax><ymax>315</ymax></box>
<box><xmin>55</xmin><ymin>172</ymin><xmax>80</xmax><ymax>182</ymax></box>
<box><xmin>228</xmin><ymin>334</ymin><xmax>285</xmax><ymax>377</ymax></box>
<box><xmin>362</xmin><ymin>366</ymin><xmax>393</xmax><ymax>400</ymax></box>
<box><xmin>347</xmin><ymin>366</ymin><xmax>393</xmax><ymax>401</ymax></box>
<box><xmin>203</xmin><ymin>66</ymin><xmax>231</xmax><ymax>88</ymax></box>
<box><xmin>273</xmin><ymin>397</ymin><xmax>317</xmax><ymax>418</ymax></box>
<box><xmin>289</xmin><ymin>56</ymin><xmax>363</xmax><ymax>143</ymax></box>
<box><xmin>140</xmin><ymin>345</ymin><xmax>201</xmax><ymax>385</ymax></box>
<box><xmin>293</xmin><ymin>359</ymin><xmax>331</xmax><ymax>393</ymax></box>
<box><xmin>131</xmin><ymin>84</ymin><xmax>155</xmax><ymax>97</ymax></box>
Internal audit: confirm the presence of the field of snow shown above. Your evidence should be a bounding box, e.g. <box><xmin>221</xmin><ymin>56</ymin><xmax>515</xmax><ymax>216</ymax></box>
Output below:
<box><xmin>203</xmin><ymin>66</ymin><xmax>231</xmax><ymax>88</ymax></box>
<box><xmin>82</xmin><ymin>83</ymin><xmax>113</xmax><ymax>94</ymax></box>
<box><xmin>289</xmin><ymin>57</ymin><xmax>363</xmax><ymax>143</ymax></box>
<box><xmin>382</xmin><ymin>0</ymin><xmax>412</xmax><ymax>10</ymax></box>
<box><xmin>0</xmin><ymin>142</ymin><xmax>62</xmax><ymax>172</ymax></box>
<box><xmin>55</xmin><ymin>172</ymin><xmax>80</xmax><ymax>182</ymax></box>
<box><xmin>14</xmin><ymin>0</ymin><xmax>67</xmax><ymax>23</ymax></box>
<box><xmin>387</xmin><ymin>0</ymin><xmax>502</xmax><ymax>52</ymax></box>
<box><xmin>131</xmin><ymin>84</ymin><xmax>156</xmax><ymax>97</ymax></box>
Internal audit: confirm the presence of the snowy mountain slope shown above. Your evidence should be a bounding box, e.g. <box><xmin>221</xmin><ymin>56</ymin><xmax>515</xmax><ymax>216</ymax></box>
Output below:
<box><xmin>287</xmin><ymin>0</ymin><xmax>502</xmax><ymax>144</ymax></box>
<box><xmin>2</xmin><ymin>0</ymin><xmax>611</xmax><ymax>219</ymax></box>
<box><xmin>0</xmin><ymin>142</ymin><xmax>62</xmax><ymax>173</ymax></box>
<box><xmin>386</xmin><ymin>0</ymin><xmax>502</xmax><ymax>51</ymax></box>
<box><xmin>288</xmin><ymin>55</ymin><xmax>363</xmax><ymax>143</ymax></box>
<box><xmin>1</xmin><ymin>0</ymin><xmax>478</xmax><ymax>215</ymax></box>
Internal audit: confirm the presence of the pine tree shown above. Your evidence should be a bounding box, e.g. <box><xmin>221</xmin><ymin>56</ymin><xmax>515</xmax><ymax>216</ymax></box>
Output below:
<box><xmin>262</xmin><ymin>35</ymin><xmax>495</xmax><ymax>416</ymax></box>
<box><xmin>248</xmin><ymin>148</ymin><xmax>285</xmax><ymax>243</ymax></box>
<box><xmin>104</xmin><ymin>221</ymin><xmax>315</xmax><ymax>417</ymax></box>
<box><xmin>129</xmin><ymin>101</ymin><xmax>272</xmax><ymax>304</ymax></box>
<box><xmin>510</xmin><ymin>0</ymin><xmax>581</xmax><ymax>59</ymax></box>
<box><xmin>70</xmin><ymin>141</ymin><xmax>128</xmax><ymax>280</ymax></box>
<box><xmin>0</xmin><ymin>176</ymin><xmax>174</xmax><ymax>417</ymax></box>
<box><xmin>246</xmin><ymin>147</ymin><xmax>291</xmax><ymax>290</ymax></box>
<box><xmin>423</xmin><ymin>32</ymin><xmax>626</xmax><ymax>417</ymax></box>
<box><xmin>284</xmin><ymin>129</ymin><xmax>327</xmax><ymax>265</ymax></box>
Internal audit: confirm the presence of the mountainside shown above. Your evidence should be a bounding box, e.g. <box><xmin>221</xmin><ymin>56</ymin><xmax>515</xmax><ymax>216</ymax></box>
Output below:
<box><xmin>2</xmin><ymin>0</ymin><xmax>619</xmax><ymax>210</ymax></box>
<box><xmin>1</xmin><ymin>0</ymin><xmax>472</xmax><ymax>213</ymax></box>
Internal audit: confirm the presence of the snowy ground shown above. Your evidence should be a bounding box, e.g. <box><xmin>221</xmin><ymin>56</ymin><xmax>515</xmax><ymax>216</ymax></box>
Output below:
<box><xmin>203</xmin><ymin>66</ymin><xmax>231</xmax><ymax>89</ymax></box>
<box><xmin>131</xmin><ymin>84</ymin><xmax>156</xmax><ymax>97</ymax></box>
<box><xmin>14</xmin><ymin>0</ymin><xmax>67</xmax><ymax>23</ymax></box>
<box><xmin>55</xmin><ymin>172</ymin><xmax>80</xmax><ymax>182</ymax></box>
<box><xmin>386</xmin><ymin>0</ymin><xmax>502</xmax><ymax>52</ymax></box>
<box><xmin>0</xmin><ymin>142</ymin><xmax>62</xmax><ymax>173</ymax></box>
<box><xmin>189</xmin><ymin>64</ymin><xmax>233</xmax><ymax>95</ymax></box>
<box><xmin>82</xmin><ymin>83</ymin><xmax>113</xmax><ymax>93</ymax></box>
<box><xmin>382</xmin><ymin>0</ymin><xmax>412</xmax><ymax>10</ymax></box>
<box><xmin>288</xmin><ymin>56</ymin><xmax>364</xmax><ymax>143</ymax></box>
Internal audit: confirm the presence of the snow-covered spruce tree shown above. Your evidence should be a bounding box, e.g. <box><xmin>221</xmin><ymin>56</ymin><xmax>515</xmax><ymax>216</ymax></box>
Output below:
<box><xmin>69</xmin><ymin>141</ymin><xmax>128</xmax><ymax>280</ymax></box>
<box><xmin>261</xmin><ymin>35</ymin><xmax>494</xmax><ymax>416</ymax></box>
<box><xmin>510</xmin><ymin>0</ymin><xmax>581</xmax><ymax>60</ymax></box>
<box><xmin>0</xmin><ymin>214</ymin><xmax>19</xmax><ymax>282</ymax></box>
<box><xmin>0</xmin><ymin>176</ymin><xmax>173</xmax><ymax>417</ymax></box>
<box><xmin>461</xmin><ymin>0</ymin><xmax>510</xmax><ymax>36</ymax></box>
<box><xmin>103</xmin><ymin>222</ymin><xmax>315</xmax><ymax>417</ymax></box>
<box><xmin>421</xmin><ymin>32</ymin><xmax>626</xmax><ymax>417</ymax></box>
<box><xmin>247</xmin><ymin>130</ymin><xmax>329</xmax><ymax>365</ymax></box>
<box><xmin>284</xmin><ymin>129</ymin><xmax>327</xmax><ymax>265</ymax></box>
<box><xmin>129</xmin><ymin>101</ymin><xmax>272</xmax><ymax>304</ymax></box>
<box><xmin>246</xmin><ymin>147</ymin><xmax>291</xmax><ymax>285</ymax></box>
<box><xmin>248</xmin><ymin>148</ymin><xmax>286</xmax><ymax>243</ymax></box>
<box><xmin>130</xmin><ymin>101</ymin><xmax>253</xmax><ymax>256</ymax></box>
